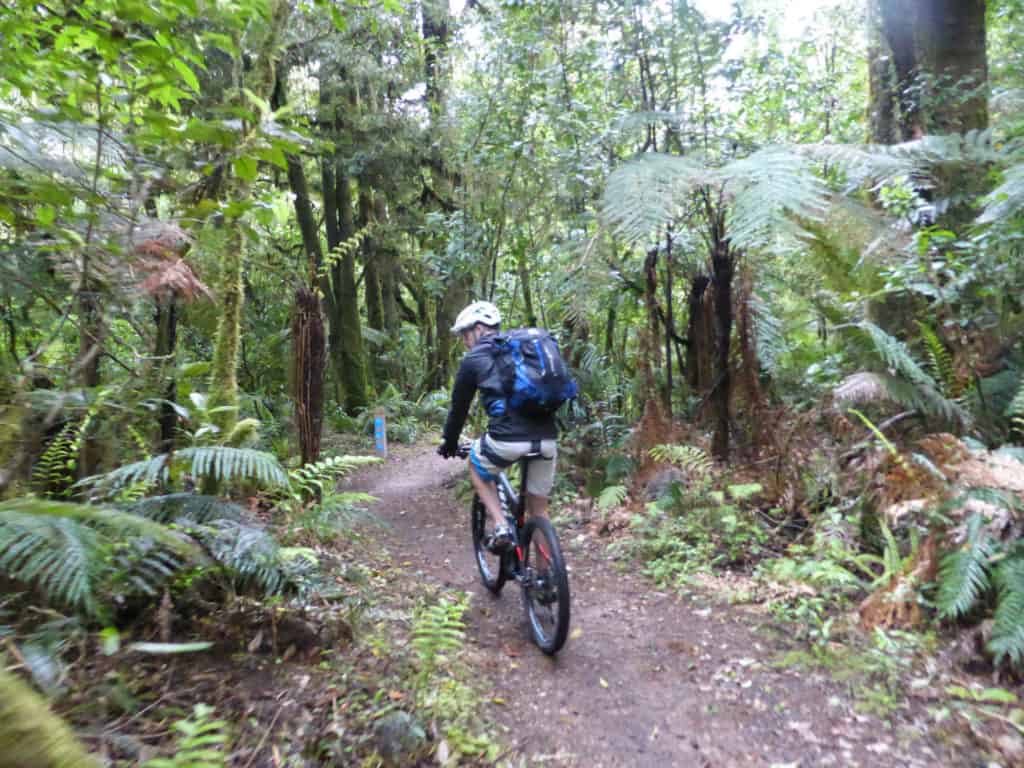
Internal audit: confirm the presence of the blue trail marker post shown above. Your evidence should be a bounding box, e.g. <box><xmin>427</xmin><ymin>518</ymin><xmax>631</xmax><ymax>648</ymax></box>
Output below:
<box><xmin>373</xmin><ymin>408</ymin><xmax>388</xmax><ymax>458</ymax></box>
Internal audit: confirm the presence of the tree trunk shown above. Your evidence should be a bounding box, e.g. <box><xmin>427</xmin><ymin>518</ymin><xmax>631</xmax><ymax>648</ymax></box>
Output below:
<box><xmin>686</xmin><ymin>274</ymin><xmax>711</xmax><ymax>392</ymax></box>
<box><xmin>360</xmin><ymin>185</ymin><xmax>384</xmax><ymax>334</ymax></box>
<box><xmin>663</xmin><ymin>231</ymin><xmax>674</xmax><ymax>416</ymax></box>
<box><xmin>869</xmin><ymin>0</ymin><xmax>987</xmax><ymax>142</ymax></box>
<box><xmin>154</xmin><ymin>296</ymin><xmax>178</xmax><ymax>453</ymax></box>
<box><xmin>711</xmin><ymin>241</ymin><xmax>734</xmax><ymax>462</ymax></box>
<box><xmin>516</xmin><ymin>245</ymin><xmax>537</xmax><ymax>327</ymax></box>
<box><xmin>292</xmin><ymin>287</ymin><xmax>326</xmax><ymax>466</ymax></box>
<box><xmin>640</xmin><ymin>247</ymin><xmax>662</xmax><ymax>405</ymax></box>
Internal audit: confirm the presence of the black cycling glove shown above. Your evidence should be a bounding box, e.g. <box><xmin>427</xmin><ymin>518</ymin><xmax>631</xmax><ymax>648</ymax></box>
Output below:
<box><xmin>438</xmin><ymin>441</ymin><xmax>458</xmax><ymax>459</ymax></box>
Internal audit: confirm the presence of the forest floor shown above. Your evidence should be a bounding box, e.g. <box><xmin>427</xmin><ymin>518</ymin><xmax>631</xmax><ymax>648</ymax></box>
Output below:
<box><xmin>341</xmin><ymin>443</ymin><xmax>972</xmax><ymax>768</ymax></box>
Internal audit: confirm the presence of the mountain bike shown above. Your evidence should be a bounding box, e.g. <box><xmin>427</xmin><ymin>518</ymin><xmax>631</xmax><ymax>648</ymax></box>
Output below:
<box><xmin>455</xmin><ymin>443</ymin><xmax>571</xmax><ymax>655</ymax></box>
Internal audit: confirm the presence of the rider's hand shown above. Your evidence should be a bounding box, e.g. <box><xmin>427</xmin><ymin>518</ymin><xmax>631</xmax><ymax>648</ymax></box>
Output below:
<box><xmin>438</xmin><ymin>441</ymin><xmax>458</xmax><ymax>459</ymax></box>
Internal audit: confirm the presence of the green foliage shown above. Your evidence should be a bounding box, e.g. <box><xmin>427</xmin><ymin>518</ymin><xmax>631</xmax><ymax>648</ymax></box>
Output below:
<box><xmin>991</xmin><ymin>554</ymin><xmax>1024</xmax><ymax>666</ymax></box>
<box><xmin>602</xmin><ymin>147</ymin><xmax>828</xmax><ymax>250</ymax></box>
<box><xmin>619</xmin><ymin>481</ymin><xmax>770</xmax><ymax>588</ymax></box>
<box><xmin>142</xmin><ymin>704</ymin><xmax>229</xmax><ymax>768</ymax></box>
<box><xmin>0</xmin><ymin>497</ymin><xmax>194</xmax><ymax>617</ymax></box>
<box><xmin>411</xmin><ymin>595</ymin><xmax>467</xmax><ymax>670</ymax></box>
<box><xmin>648</xmin><ymin>444</ymin><xmax>715</xmax><ymax>479</ymax></box>
<box><xmin>83</xmin><ymin>446</ymin><xmax>288</xmax><ymax>497</ymax></box>
<box><xmin>937</xmin><ymin>514</ymin><xmax>994</xmax><ymax>620</ymax></box>
<box><xmin>286</xmin><ymin>455</ymin><xmax>380</xmax><ymax>501</ymax></box>
<box><xmin>596</xmin><ymin>484</ymin><xmax>628</xmax><ymax>512</ymax></box>
<box><xmin>0</xmin><ymin>666</ymin><xmax>99</xmax><ymax>768</ymax></box>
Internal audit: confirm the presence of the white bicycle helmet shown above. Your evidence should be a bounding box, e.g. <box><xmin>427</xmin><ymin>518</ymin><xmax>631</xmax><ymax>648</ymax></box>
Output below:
<box><xmin>450</xmin><ymin>300</ymin><xmax>502</xmax><ymax>333</ymax></box>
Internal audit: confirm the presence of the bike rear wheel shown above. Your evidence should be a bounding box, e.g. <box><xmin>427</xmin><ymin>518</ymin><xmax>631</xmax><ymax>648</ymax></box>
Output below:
<box><xmin>471</xmin><ymin>495</ymin><xmax>507</xmax><ymax>594</ymax></box>
<box><xmin>520</xmin><ymin>517</ymin><xmax>571</xmax><ymax>654</ymax></box>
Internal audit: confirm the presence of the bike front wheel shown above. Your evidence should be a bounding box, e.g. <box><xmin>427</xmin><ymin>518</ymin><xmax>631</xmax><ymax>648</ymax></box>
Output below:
<box><xmin>471</xmin><ymin>494</ymin><xmax>507</xmax><ymax>594</ymax></box>
<box><xmin>520</xmin><ymin>516</ymin><xmax>571</xmax><ymax>655</ymax></box>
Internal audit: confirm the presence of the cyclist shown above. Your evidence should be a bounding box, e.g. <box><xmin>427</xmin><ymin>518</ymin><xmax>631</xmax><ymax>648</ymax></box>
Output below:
<box><xmin>437</xmin><ymin>300</ymin><xmax>558</xmax><ymax>550</ymax></box>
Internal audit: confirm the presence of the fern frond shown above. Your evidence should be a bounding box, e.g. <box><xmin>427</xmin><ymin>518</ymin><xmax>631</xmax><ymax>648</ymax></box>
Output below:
<box><xmin>649</xmin><ymin>444</ymin><xmax>714</xmax><ymax>477</ymax></box>
<box><xmin>937</xmin><ymin>514</ymin><xmax>993</xmax><ymax>619</ymax></box>
<box><xmin>186</xmin><ymin>518</ymin><xmax>295</xmax><ymax>595</ymax></box>
<box><xmin>602</xmin><ymin>153</ymin><xmax>712</xmax><ymax>245</ymax></box>
<box><xmin>858</xmin><ymin>322</ymin><xmax>968</xmax><ymax>423</ymax></box>
<box><xmin>748</xmin><ymin>292</ymin><xmax>787</xmax><ymax>375</ymax></box>
<box><xmin>142</xmin><ymin>703</ymin><xmax>228</xmax><ymax>768</ymax></box>
<box><xmin>0</xmin><ymin>498</ymin><xmax>193</xmax><ymax>616</ymax></box>
<box><xmin>916</xmin><ymin>322</ymin><xmax>957</xmax><ymax>396</ymax></box>
<box><xmin>597</xmin><ymin>485</ymin><xmax>628</xmax><ymax>512</ymax></box>
<box><xmin>83</xmin><ymin>447</ymin><xmax>288</xmax><ymax>496</ymax></box>
<box><xmin>978</xmin><ymin>160</ymin><xmax>1024</xmax><ymax>224</ymax></box>
<box><xmin>1006</xmin><ymin>377</ymin><xmax>1024</xmax><ymax>435</ymax></box>
<box><xmin>721</xmin><ymin>147</ymin><xmax>829</xmax><ymax>250</ymax></box>
<box><xmin>181</xmin><ymin>447</ymin><xmax>288</xmax><ymax>488</ymax></box>
<box><xmin>123</xmin><ymin>494</ymin><xmax>246</xmax><ymax>524</ymax></box>
<box><xmin>412</xmin><ymin>596</ymin><xmax>467</xmax><ymax>667</ymax></box>
<box><xmin>990</xmin><ymin>554</ymin><xmax>1024</xmax><ymax>666</ymax></box>
<box><xmin>287</xmin><ymin>454</ymin><xmax>380</xmax><ymax>499</ymax></box>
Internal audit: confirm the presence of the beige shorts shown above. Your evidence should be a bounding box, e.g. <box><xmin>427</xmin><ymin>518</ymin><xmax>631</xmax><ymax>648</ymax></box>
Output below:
<box><xmin>469</xmin><ymin>435</ymin><xmax>557</xmax><ymax>497</ymax></box>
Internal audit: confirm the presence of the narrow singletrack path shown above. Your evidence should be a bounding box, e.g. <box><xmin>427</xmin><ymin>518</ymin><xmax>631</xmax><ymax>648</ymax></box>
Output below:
<box><xmin>345</xmin><ymin>445</ymin><xmax>954</xmax><ymax>768</ymax></box>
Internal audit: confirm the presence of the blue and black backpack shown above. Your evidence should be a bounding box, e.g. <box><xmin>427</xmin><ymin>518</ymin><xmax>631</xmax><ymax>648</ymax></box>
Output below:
<box><xmin>490</xmin><ymin>329</ymin><xmax>578</xmax><ymax>416</ymax></box>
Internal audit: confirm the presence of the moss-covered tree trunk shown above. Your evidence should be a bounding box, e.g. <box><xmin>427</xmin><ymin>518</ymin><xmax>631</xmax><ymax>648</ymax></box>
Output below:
<box><xmin>320</xmin><ymin>70</ymin><xmax>369</xmax><ymax>414</ymax></box>
<box><xmin>208</xmin><ymin>0</ymin><xmax>291</xmax><ymax>434</ymax></box>
<box><xmin>0</xmin><ymin>667</ymin><xmax>99</xmax><ymax>767</ymax></box>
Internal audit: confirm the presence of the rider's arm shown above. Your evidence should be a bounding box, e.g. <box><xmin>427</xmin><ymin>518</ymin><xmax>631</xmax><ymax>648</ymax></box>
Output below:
<box><xmin>442</xmin><ymin>353</ymin><xmax>481</xmax><ymax>447</ymax></box>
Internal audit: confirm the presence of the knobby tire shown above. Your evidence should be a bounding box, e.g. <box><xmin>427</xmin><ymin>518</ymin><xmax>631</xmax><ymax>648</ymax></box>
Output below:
<box><xmin>521</xmin><ymin>516</ymin><xmax>571</xmax><ymax>655</ymax></box>
<box><xmin>471</xmin><ymin>494</ymin><xmax>506</xmax><ymax>594</ymax></box>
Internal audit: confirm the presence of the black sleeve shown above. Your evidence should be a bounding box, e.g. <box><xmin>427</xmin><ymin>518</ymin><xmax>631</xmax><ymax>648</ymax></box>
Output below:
<box><xmin>442</xmin><ymin>353</ymin><xmax>480</xmax><ymax>446</ymax></box>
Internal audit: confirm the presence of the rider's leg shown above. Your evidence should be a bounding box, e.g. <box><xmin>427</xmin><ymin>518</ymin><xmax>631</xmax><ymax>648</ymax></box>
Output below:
<box><xmin>526</xmin><ymin>493</ymin><xmax>549</xmax><ymax>519</ymax></box>
<box><xmin>468</xmin><ymin>459</ymin><xmax>506</xmax><ymax>530</ymax></box>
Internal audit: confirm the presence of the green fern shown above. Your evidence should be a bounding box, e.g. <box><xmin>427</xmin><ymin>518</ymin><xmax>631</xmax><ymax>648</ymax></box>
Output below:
<box><xmin>1006</xmin><ymin>377</ymin><xmax>1024</xmax><ymax>435</ymax></box>
<box><xmin>412</xmin><ymin>595</ymin><xmax>468</xmax><ymax>669</ymax></box>
<box><xmin>978</xmin><ymin>159</ymin><xmax>1024</xmax><ymax>224</ymax></box>
<box><xmin>122</xmin><ymin>494</ymin><xmax>247</xmax><ymax>524</ymax></box>
<box><xmin>31</xmin><ymin>390</ymin><xmax>109</xmax><ymax>498</ymax></box>
<box><xmin>286</xmin><ymin>454</ymin><xmax>381</xmax><ymax>501</ymax></box>
<box><xmin>83</xmin><ymin>446</ymin><xmax>288</xmax><ymax>497</ymax></box>
<box><xmin>142</xmin><ymin>703</ymin><xmax>228</xmax><ymax>768</ymax></box>
<box><xmin>317</xmin><ymin>223</ymin><xmax>376</xmax><ymax>282</ymax></box>
<box><xmin>990</xmin><ymin>554</ymin><xmax>1024</xmax><ymax>666</ymax></box>
<box><xmin>937</xmin><ymin>514</ymin><xmax>993</xmax><ymax>619</ymax></box>
<box><xmin>857</xmin><ymin>322</ymin><xmax>967</xmax><ymax>424</ymax></box>
<box><xmin>184</xmin><ymin>518</ymin><xmax>298</xmax><ymax>596</ymax></box>
<box><xmin>0</xmin><ymin>498</ymin><xmax>194</xmax><ymax>617</ymax></box>
<box><xmin>648</xmin><ymin>444</ymin><xmax>715</xmax><ymax>478</ymax></box>
<box><xmin>916</xmin><ymin>321</ymin><xmax>957</xmax><ymax>397</ymax></box>
<box><xmin>596</xmin><ymin>484</ymin><xmax>628</xmax><ymax>512</ymax></box>
<box><xmin>602</xmin><ymin>147</ymin><xmax>828</xmax><ymax>249</ymax></box>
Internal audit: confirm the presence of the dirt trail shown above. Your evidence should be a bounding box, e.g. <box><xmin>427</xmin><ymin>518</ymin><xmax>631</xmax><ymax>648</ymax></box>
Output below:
<box><xmin>346</xmin><ymin>445</ymin><xmax>954</xmax><ymax>768</ymax></box>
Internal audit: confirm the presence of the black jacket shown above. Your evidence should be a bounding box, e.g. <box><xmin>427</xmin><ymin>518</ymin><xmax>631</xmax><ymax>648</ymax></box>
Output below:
<box><xmin>442</xmin><ymin>332</ymin><xmax>558</xmax><ymax>445</ymax></box>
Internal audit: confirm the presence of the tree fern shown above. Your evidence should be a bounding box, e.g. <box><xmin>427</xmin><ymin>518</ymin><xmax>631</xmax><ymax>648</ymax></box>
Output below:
<box><xmin>601</xmin><ymin>147</ymin><xmax>828</xmax><ymax>250</ymax></box>
<box><xmin>721</xmin><ymin>147</ymin><xmax>829</xmax><ymax>249</ymax></box>
<box><xmin>937</xmin><ymin>514</ymin><xmax>993</xmax><ymax>619</ymax></box>
<box><xmin>990</xmin><ymin>554</ymin><xmax>1024</xmax><ymax>666</ymax></box>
